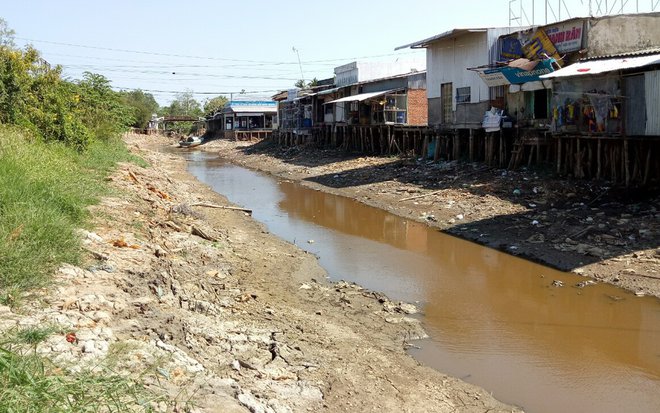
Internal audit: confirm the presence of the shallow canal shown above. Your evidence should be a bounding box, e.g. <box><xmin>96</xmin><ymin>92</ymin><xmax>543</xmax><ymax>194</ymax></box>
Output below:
<box><xmin>183</xmin><ymin>151</ymin><xmax>660</xmax><ymax>413</ymax></box>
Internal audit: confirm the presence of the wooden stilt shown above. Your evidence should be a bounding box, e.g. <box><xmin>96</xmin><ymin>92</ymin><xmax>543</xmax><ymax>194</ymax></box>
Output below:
<box><xmin>643</xmin><ymin>143</ymin><xmax>651</xmax><ymax>185</ymax></box>
<box><xmin>596</xmin><ymin>139</ymin><xmax>601</xmax><ymax>180</ymax></box>
<box><xmin>576</xmin><ymin>138</ymin><xmax>582</xmax><ymax>178</ymax></box>
<box><xmin>624</xmin><ymin>138</ymin><xmax>630</xmax><ymax>186</ymax></box>
<box><xmin>557</xmin><ymin>137</ymin><xmax>562</xmax><ymax>175</ymax></box>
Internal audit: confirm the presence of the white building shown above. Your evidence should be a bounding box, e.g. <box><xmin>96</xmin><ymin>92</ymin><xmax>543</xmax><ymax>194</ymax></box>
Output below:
<box><xmin>333</xmin><ymin>59</ymin><xmax>426</xmax><ymax>87</ymax></box>
<box><xmin>397</xmin><ymin>28</ymin><xmax>515</xmax><ymax>129</ymax></box>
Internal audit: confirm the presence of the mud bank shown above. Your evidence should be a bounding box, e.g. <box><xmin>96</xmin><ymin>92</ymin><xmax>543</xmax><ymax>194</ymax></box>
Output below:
<box><xmin>198</xmin><ymin>137</ymin><xmax>660</xmax><ymax>300</ymax></box>
<box><xmin>0</xmin><ymin>133</ymin><xmax>522</xmax><ymax>413</ymax></box>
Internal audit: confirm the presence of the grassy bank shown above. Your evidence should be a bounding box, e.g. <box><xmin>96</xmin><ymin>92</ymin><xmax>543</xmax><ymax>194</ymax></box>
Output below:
<box><xmin>0</xmin><ymin>326</ymin><xmax>155</xmax><ymax>412</ymax></box>
<box><xmin>0</xmin><ymin>127</ymin><xmax>146</xmax><ymax>299</ymax></box>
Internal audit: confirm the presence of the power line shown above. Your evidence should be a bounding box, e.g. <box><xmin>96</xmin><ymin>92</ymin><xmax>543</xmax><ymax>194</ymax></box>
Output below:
<box><xmin>16</xmin><ymin>37</ymin><xmax>287</xmax><ymax>64</ymax></box>
<box><xmin>112</xmin><ymin>86</ymin><xmax>281</xmax><ymax>95</ymax></box>
<box><xmin>61</xmin><ymin>65</ymin><xmax>301</xmax><ymax>81</ymax></box>
<box><xmin>17</xmin><ymin>37</ymin><xmax>422</xmax><ymax>66</ymax></box>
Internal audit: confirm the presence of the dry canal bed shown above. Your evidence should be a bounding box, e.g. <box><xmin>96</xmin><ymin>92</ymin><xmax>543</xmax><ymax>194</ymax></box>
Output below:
<box><xmin>181</xmin><ymin>149</ymin><xmax>660</xmax><ymax>413</ymax></box>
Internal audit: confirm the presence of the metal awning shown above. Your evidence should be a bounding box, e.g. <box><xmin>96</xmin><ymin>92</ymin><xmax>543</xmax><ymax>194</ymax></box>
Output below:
<box><xmin>541</xmin><ymin>53</ymin><xmax>660</xmax><ymax>78</ymax></box>
<box><xmin>317</xmin><ymin>87</ymin><xmax>341</xmax><ymax>96</ymax></box>
<box><xmin>323</xmin><ymin>89</ymin><xmax>397</xmax><ymax>105</ymax></box>
<box><xmin>395</xmin><ymin>28</ymin><xmax>489</xmax><ymax>50</ymax></box>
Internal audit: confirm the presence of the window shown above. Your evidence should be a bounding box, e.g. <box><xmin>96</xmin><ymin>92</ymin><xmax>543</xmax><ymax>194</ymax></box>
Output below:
<box><xmin>456</xmin><ymin>87</ymin><xmax>471</xmax><ymax>103</ymax></box>
<box><xmin>324</xmin><ymin>104</ymin><xmax>333</xmax><ymax>115</ymax></box>
<box><xmin>381</xmin><ymin>94</ymin><xmax>408</xmax><ymax>125</ymax></box>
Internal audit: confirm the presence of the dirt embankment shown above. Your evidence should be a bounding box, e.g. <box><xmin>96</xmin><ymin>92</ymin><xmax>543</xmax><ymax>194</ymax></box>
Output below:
<box><xmin>1</xmin><ymin>133</ymin><xmax>522</xmax><ymax>413</ymax></box>
<box><xmin>200</xmin><ymin>137</ymin><xmax>660</xmax><ymax>299</ymax></box>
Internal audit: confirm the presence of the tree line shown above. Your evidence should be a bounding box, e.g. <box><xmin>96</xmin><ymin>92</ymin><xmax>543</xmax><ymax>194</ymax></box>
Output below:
<box><xmin>0</xmin><ymin>18</ymin><xmax>227</xmax><ymax>147</ymax></box>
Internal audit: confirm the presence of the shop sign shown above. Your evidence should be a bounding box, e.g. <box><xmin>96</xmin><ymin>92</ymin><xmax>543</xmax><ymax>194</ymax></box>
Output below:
<box><xmin>522</xmin><ymin>29</ymin><xmax>564</xmax><ymax>66</ymax></box>
<box><xmin>476</xmin><ymin>60</ymin><xmax>556</xmax><ymax>86</ymax></box>
<box><xmin>544</xmin><ymin>21</ymin><xmax>584</xmax><ymax>53</ymax></box>
<box><xmin>501</xmin><ymin>59</ymin><xmax>555</xmax><ymax>84</ymax></box>
<box><xmin>500</xmin><ymin>36</ymin><xmax>523</xmax><ymax>60</ymax></box>
<box><xmin>477</xmin><ymin>68</ymin><xmax>511</xmax><ymax>87</ymax></box>
<box><xmin>286</xmin><ymin>89</ymin><xmax>298</xmax><ymax>102</ymax></box>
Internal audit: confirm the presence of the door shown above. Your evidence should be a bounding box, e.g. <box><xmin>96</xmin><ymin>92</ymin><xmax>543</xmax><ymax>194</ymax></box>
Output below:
<box><xmin>624</xmin><ymin>74</ymin><xmax>646</xmax><ymax>136</ymax></box>
<box><xmin>441</xmin><ymin>83</ymin><xmax>453</xmax><ymax>125</ymax></box>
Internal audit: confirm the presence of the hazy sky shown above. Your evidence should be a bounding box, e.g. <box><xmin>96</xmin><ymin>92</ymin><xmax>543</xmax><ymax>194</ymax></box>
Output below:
<box><xmin>2</xmin><ymin>1</ymin><xmax>655</xmax><ymax>104</ymax></box>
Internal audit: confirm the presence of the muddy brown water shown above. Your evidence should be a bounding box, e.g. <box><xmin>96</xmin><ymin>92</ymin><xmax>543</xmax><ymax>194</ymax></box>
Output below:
<box><xmin>182</xmin><ymin>151</ymin><xmax>660</xmax><ymax>413</ymax></box>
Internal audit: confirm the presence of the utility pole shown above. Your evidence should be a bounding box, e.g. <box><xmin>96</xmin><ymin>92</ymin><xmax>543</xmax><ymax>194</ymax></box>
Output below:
<box><xmin>292</xmin><ymin>46</ymin><xmax>305</xmax><ymax>85</ymax></box>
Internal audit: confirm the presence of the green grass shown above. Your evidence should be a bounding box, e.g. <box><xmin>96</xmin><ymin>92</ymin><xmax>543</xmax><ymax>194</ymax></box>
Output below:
<box><xmin>0</xmin><ymin>327</ymin><xmax>157</xmax><ymax>412</ymax></box>
<box><xmin>0</xmin><ymin>127</ymin><xmax>147</xmax><ymax>293</ymax></box>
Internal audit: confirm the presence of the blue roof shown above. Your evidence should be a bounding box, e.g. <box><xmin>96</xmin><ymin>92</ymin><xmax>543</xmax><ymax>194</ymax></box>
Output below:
<box><xmin>226</xmin><ymin>100</ymin><xmax>276</xmax><ymax>108</ymax></box>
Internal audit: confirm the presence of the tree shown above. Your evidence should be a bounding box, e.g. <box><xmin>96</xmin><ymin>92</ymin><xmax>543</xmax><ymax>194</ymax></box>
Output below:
<box><xmin>75</xmin><ymin>72</ymin><xmax>133</xmax><ymax>141</ymax></box>
<box><xmin>203</xmin><ymin>95</ymin><xmax>228</xmax><ymax>116</ymax></box>
<box><xmin>0</xmin><ymin>42</ymin><xmax>92</xmax><ymax>149</ymax></box>
<box><xmin>161</xmin><ymin>90</ymin><xmax>202</xmax><ymax>117</ymax></box>
<box><xmin>0</xmin><ymin>18</ymin><xmax>15</xmax><ymax>48</ymax></box>
<box><xmin>0</xmin><ymin>19</ymin><xmax>130</xmax><ymax>149</ymax></box>
<box><xmin>120</xmin><ymin>89</ymin><xmax>159</xmax><ymax>128</ymax></box>
<box><xmin>294</xmin><ymin>77</ymin><xmax>319</xmax><ymax>89</ymax></box>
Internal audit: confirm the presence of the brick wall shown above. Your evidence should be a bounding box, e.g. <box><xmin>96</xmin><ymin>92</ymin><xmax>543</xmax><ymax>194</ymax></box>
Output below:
<box><xmin>407</xmin><ymin>89</ymin><xmax>428</xmax><ymax>126</ymax></box>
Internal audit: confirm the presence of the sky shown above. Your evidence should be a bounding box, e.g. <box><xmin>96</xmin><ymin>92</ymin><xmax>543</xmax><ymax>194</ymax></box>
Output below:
<box><xmin>2</xmin><ymin>0</ymin><xmax>657</xmax><ymax>105</ymax></box>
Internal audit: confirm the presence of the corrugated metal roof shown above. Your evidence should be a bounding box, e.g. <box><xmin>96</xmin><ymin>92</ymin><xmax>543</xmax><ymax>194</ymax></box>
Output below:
<box><xmin>323</xmin><ymin>89</ymin><xmax>398</xmax><ymax>105</ymax></box>
<box><xmin>582</xmin><ymin>48</ymin><xmax>660</xmax><ymax>61</ymax></box>
<box><xmin>541</xmin><ymin>53</ymin><xmax>660</xmax><ymax>78</ymax></box>
<box><xmin>317</xmin><ymin>87</ymin><xmax>342</xmax><ymax>96</ymax></box>
<box><xmin>395</xmin><ymin>28</ymin><xmax>508</xmax><ymax>50</ymax></box>
<box><xmin>225</xmin><ymin>105</ymin><xmax>277</xmax><ymax>113</ymax></box>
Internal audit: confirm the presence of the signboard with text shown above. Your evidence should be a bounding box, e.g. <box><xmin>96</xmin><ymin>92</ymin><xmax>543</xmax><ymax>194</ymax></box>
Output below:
<box><xmin>476</xmin><ymin>60</ymin><xmax>556</xmax><ymax>86</ymax></box>
<box><xmin>544</xmin><ymin>21</ymin><xmax>584</xmax><ymax>53</ymax></box>
<box><xmin>498</xmin><ymin>19</ymin><xmax>584</xmax><ymax>63</ymax></box>
<box><xmin>522</xmin><ymin>29</ymin><xmax>564</xmax><ymax>66</ymax></box>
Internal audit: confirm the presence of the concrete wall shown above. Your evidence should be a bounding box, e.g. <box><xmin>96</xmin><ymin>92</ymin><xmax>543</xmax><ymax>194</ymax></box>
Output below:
<box><xmin>428</xmin><ymin>97</ymin><xmax>442</xmax><ymax>126</ymax></box>
<box><xmin>587</xmin><ymin>13</ymin><xmax>660</xmax><ymax>57</ymax></box>
<box><xmin>424</xmin><ymin>28</ymin><xmax>513</xmax><ymax>127</ymax></box>
<box><xmin>334</xmin><ymin>59</ymin><xmax>426</xmax><ymax>87</ymax></box>
<box><xmin>407</xmin><ymin>89</ymin><xmax>428</xmax><ymax>125</ymax></box>
<box><xmin>454</xmin><ymin>101</ymin><xmax>490</xmax><ymax>127</ymax></box>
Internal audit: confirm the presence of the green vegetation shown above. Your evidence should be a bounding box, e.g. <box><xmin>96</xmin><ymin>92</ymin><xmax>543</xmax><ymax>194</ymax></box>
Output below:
<box><xmin>0</xmin><ymin>327</ymin><xmax>157</xmax><ymax>412</ymax></box>
<box><xmin>0</xmin><ymin>127</ymin><xmax>143</xmax><ymax>293</ymax></box>
<box><xmin>0</xmin><ymin>19</ymin><xmax>146</xmax><ymax>294</ymax></box>
<box><xmin>160</xmin><ymin>90</ymin><xmax>202</xmax><ymax>118</ymax></box>
<box><xmin>120</xmin><ymin>89</ymin><xmax>159</xmax><ymax>129</ymax></box>
<box><xmin>159</xmin><ymin>90</ymin><xmax>204</xmax><ymax>134</ymax></box>
<box><xmin>202</xmin><ymin>95</ymin><xmax>228</xmax><ymax>116</ymax></box>
<box><xmin>294</xmin><ymin>77</ymin><xmax>319</xmax><ymax>88</ymax></box>
<box><xmin>0</xmin><ymin>18</ymin><xmax>170</xmax><ymax>411</ymax></box>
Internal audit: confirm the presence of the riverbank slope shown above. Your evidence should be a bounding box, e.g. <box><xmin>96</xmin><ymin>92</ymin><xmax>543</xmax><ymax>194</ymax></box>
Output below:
<box><xmin>0</xmin><ymin>133</ymin><xmax>521</xmax><ymax>412</ymax></box>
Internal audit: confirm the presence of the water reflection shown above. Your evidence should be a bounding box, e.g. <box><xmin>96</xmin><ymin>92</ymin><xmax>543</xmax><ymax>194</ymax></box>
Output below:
<box><xmin>184</xmin><ymin>151</ymin><xmax>660</xmax><ymax>413</ymax></box>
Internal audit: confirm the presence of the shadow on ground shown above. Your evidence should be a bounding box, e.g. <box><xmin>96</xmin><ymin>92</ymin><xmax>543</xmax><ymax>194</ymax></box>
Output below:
<box><xmin>239</xmin><ymin>139</ymin><xmax>660</xmax><ymax>272</ymax></box>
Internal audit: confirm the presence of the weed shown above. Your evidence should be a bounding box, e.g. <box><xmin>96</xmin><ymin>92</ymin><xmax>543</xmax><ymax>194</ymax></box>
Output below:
<box><xmin>0</xmin><ymin>347</ymin><xmax>157</xmax><ymax>412</ymax></box>
<box><xmin>14</xmin><ymin>326</ymin><xmax>60</xmax><ymax>347</ymax></box>
<box><xmin>0</xmin><ymin>286</ymin><xmax>21</xmax><ymax>308</ymax></box>
<box><xmin>0</xmin><ymin>329</ymin><xmax>160</xmax><ymax>412</ymax></box>
<box><xmin>0</xmin><ymin>128</ymin><xmax>145</xmax><ymax>294</ymax></box>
